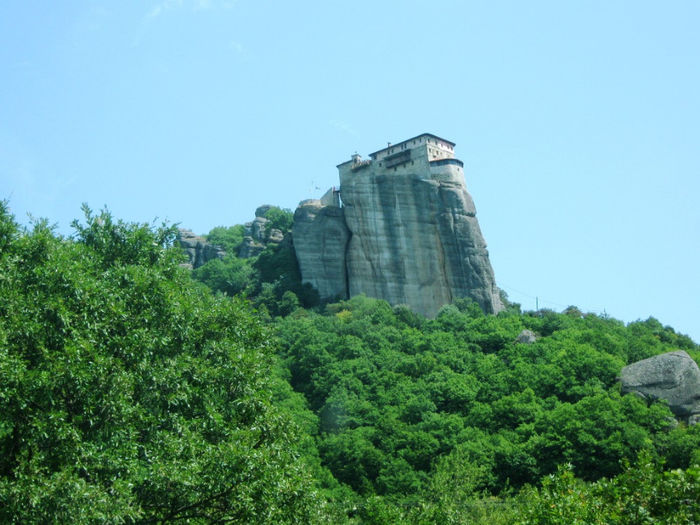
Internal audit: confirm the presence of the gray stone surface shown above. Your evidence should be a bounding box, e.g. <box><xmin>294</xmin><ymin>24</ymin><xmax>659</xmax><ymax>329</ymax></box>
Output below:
<box><xmin>292</xmin><ymin>135</ymin><xmax>503</xmax><ymax>317</ymax></box>
<box><xmin>292</xmin><ymin>200</ymin><xmax>350</xmax><ymax>300</ymax></box>
<box><xmin>234</xmin><ymin>210</ymin><xmax>285</xmax><ymax>258</ymax></box>
<box><xmin>620</xmin><ymin>350</ymin><xmax>700</xmax><ymax>421</ymax></box>
<box><xmin>179</xmin><ymin>206</ymin><xmax>287</xmax><ymax>265</ymax></box>
<box><xmin>250</xmin><ymin>217</ymin><xmax>269</xmax><ymax>242</ymax></box>
<box><xmin>177</xmin><ymin>229</ymin><xmax>225</xmax><ymax>269</ymax></box>
<box><xmin>516</xmin><ymin>329</ymin><xmax>537</xmax><ymax>344</ymax></box>
<box><xmin>255</xmin><ymin>204</ymin><xmax>273</xmax><ymax>218</ymax></box>
<box><xmin>268</xmin><ymin>228</ymin><xmax>284</xmax><ymax>243</ymax></box>
<box><xmin>340</xmin><ymin>170</ymin><xmax>503</xmax><ymax>317</ymax></box>
<box><xmin>238</xmin><ymin>236</ymin><xmax>266</xmax><ymax>259</ymax></box>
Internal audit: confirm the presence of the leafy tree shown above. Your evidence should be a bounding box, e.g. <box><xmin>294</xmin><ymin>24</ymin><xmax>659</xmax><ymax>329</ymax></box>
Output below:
<box><xmin>0</xmin><ymin>204</ymin><xmax>328</xmax><ymax>523</ymax></box>
<box><xmin>205</xmin><ymin>224</ymin><xmax>245</xmax><ymax>254</ymax></box>
<box><xmin>263</xmin><ymin>206</ymin><xmax>294</xmax><ymax>233</ymax></box>
<box><xmin>516</xmin><ymin>451</ymin><xmax>700</xmax><ymax>524</ymax></box>
<box><xmin>273</xmin><ymin>293</ymin><xmax>699</xmax><ymax>511</ymax></box>
<box><xmin>192</xmin><ymin>255</ymin><xmax>254</xmax><ymax>296</ymax></box>
<box><xmin>411</xmin><ymin>446</ymin><xmax>516</xmax><ymax>525</ymax></box>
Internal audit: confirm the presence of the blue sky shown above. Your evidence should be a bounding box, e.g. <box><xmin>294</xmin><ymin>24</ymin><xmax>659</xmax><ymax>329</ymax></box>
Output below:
<box><xmin>2</xmin><ymin>1</ymin><xmax>698</xmax><ymax>342</ymax></box>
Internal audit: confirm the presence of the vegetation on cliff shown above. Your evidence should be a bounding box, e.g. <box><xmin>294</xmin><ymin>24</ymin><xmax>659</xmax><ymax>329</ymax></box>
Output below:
<box><xmin>192</xmin><ymin>207</ymin><xmax>319</xmax><ymax>315</ymax></box>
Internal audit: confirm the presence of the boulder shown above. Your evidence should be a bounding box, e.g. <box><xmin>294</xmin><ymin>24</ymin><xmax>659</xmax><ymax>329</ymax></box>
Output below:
<box><xmin>252</xmin><ymin>217</ymin><xmax>268</xmax><ymax>241</ymax></box>
<box><xmin>620</xmin><ymin>350</ymin><xmax>700</xmax><ymax>422</ymax></box>
<box><xmin>268</xmin><ymin>228</ymin><xmax>284</xmax><ymax>243</ymax></box>
<box><xmin>516</xmin><ymin>329</ymin><xmax>537</xmax><ymax>344</ymax></box>
<box><xmin>255</xmin><ymin>204</ymin><xmax>273</xmax><ymax>218</ymax></box>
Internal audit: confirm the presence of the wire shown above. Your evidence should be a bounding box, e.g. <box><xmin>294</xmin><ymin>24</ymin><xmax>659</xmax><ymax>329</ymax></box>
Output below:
<box><xmin>499</xmin><ymin>282</ymin><xmax>608</xmax><ymax>316</ymax></box>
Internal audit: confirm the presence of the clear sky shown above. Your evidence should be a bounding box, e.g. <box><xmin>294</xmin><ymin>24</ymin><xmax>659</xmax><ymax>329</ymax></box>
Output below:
<box><xmin>2</xmin><ymin>1</ymin><xmax>698</xmax><ymax>342</ymax></box>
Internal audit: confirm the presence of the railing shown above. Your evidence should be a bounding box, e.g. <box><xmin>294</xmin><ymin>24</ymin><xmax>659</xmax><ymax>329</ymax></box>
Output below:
<box><xmin>429</xmin><ymin>158</ymin><xmax>464</xmax><ymax>168</ymax></box>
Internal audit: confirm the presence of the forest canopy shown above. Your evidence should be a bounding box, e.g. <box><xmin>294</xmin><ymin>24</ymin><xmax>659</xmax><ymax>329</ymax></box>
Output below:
<box><xmin>0</xmin><ymin>203</ymin><xmax>325</xmax><ymax>523</ymax></box>
<box><xmin>1</xmin><ymin>202</ymin><xmax>698</xmax><ymax>523</ymax></box>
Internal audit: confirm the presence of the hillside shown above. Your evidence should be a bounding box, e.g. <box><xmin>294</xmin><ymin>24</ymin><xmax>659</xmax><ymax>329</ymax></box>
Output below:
<box><xmin>1</xmin><ymin>203</ymin><xmax>699</xmax><ymax>523</ymax></box>
<box><xmin>271</xmin><ymin>295</ymin><xmax>700</xmax><ymax>520</ymax></box>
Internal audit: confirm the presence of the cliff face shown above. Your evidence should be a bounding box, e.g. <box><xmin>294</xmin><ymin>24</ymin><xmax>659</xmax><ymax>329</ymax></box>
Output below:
<box><xmin>292</xmin><ymin>200</ymin><xmax>350</xmax><ymax>301</ymax></box>
<box><xmin>293</xmin><ymin>134</ymin><xmax>504</xmax><ymax>317</ymax></box>
<box><xmin>341</xmin><ymin>167</ymin><xmax>502</xmax><ymax>316</ymax></box>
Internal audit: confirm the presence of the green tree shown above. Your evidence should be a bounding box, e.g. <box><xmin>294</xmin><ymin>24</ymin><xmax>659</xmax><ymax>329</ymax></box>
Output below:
<box><xmin>0</xmin><ymin>204</ymin><xmax>327</xmax><ymax>523</ymax></box>
<box><xmin>516</xmin><ymin>452</ymin><xmax>700</xmax><ymax>524</ymax></box>
<box><xmin>263</xmin><ymin>206</ymin><xmax>294</xmax><ymax>233</ymax></box>
<box><xmin>205</xmin><ymin>224</ymin><xmax>246</xmax><ymax>254</ymax></box>
<box><xmin>192</xmin><ymin>255</ymin><xmax>255</xmax><ymax>296</ymax></box>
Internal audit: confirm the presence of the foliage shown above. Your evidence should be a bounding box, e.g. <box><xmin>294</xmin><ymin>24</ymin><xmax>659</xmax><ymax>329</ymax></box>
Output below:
<box><xmin>189</xmin><ymin>207</ymin><xmax>319</xmax><ymax>313</ymax></box>
<box><xmin>192</xmin><ymin>254</ymin><xmax>255</xmax><ymax>296</ymax></box>
<box><xmin>274</xmin><ymin>294</ymin><xmax>699</xmax><ymax>513</ymax></box>
<box><xmin>205</xmin><ymin>224</ymin><xmax>245</xmax><ymax>254</ymax></box>
<box><xmin>263</xmin><ymin>206</ymin><xmax>294</xmax><ymax>233</ymax></box>
<box><xmin>253</xmin><ymin>242</ymin><xmax>319</xmax><ymax>313</ymax></box>
<box><xmin>0</xmin><ymin>204</ymin><xmax>328</xmax><ymax>523</ymax></box>
<box><xmin>516</xmin><ymin>451</ymin><xmax>700</xmax><ymax>524</ymax></box>
<box><xmin>5</xmin><ymin>201</ymin><xmax>700</xmax><ymax>522</ymax></box>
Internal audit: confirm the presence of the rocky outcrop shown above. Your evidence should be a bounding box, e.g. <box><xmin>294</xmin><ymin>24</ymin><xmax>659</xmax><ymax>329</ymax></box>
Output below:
<box><xmin>292</xmin><ymin>134</ymin><xmax>503</xmax><ymax>317</ymax></box>
<box><xmin>293</xmin><ymin>199</ymin><xmax>350</xmax><ymax>300</ymax></box>
<box><xmin>177</xmin><ymin>229</ymin><xmax>225</xmax><ymax>269</ymax></box>
<box><xmin>341</xmin><ymin>171</ymin><xmax>502</xmax><ymax>317</ymax></box>
<box><xmin>179</xmin><ymin>205</ymin><xmax>288</xmax><ymax>265</ymax></box>
<box><xmin>238</xmin><ymin>236</ymin><xmax>266</xmax><ymax>259</ymax></box>
<box><xmin>620</xmin><ymin>350</ymin><xmax>700</xmax><ymax>423</ymax></box>
<box><xmin>237</xmin><ymin>205</ymin><xmax>285</xmax><ymax>259</ymax></box>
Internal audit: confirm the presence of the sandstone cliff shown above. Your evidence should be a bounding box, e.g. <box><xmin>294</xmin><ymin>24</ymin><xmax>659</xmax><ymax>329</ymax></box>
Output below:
<box><xmin>293</xmin><ymin>133</ymin><xmax>503</xmax><ymax>316</ymax></box>
<box><xmin>293</xmin><ymin>200</ymin><xmax>349</xmax><ymax>301</ymax></box>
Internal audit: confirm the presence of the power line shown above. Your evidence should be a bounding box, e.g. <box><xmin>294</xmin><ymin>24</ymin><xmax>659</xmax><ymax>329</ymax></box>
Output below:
<box><xmin>499</xmin><ymin>282</ymin><xmax>608</xmax><ymax>316</ymax></box>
